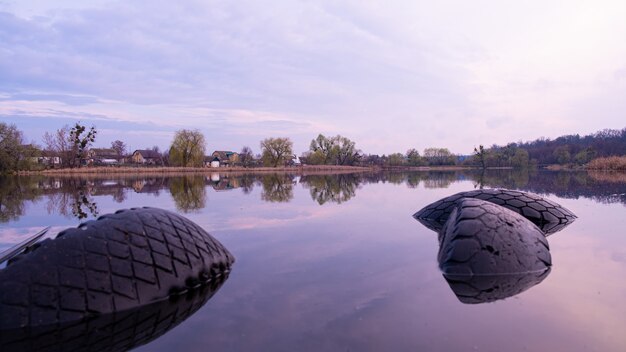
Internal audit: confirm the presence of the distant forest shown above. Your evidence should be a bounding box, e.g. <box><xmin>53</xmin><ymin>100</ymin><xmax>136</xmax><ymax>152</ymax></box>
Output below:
<box><xmin>475</xmin><ymin>127</ymin><xmax>626</xmax><ymax>168</ymax></box>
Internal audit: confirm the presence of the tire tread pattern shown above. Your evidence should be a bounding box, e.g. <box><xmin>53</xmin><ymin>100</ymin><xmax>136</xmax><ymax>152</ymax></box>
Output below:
<box><xmin>0</xmin><ymin>207</ymin><xmax>234</xmax><ymax>330</ymax></box>
<box><xmin>414</xmin><ymin>189</ymin><xmax>576</xmax><ymax>234</ymax></box>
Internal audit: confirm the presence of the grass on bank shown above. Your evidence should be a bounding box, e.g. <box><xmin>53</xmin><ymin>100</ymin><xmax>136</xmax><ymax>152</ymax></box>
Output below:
<box><xmin>586</xmin><ymin>156</ymin><xmax>626</xmax><ymax>171</ymax></box>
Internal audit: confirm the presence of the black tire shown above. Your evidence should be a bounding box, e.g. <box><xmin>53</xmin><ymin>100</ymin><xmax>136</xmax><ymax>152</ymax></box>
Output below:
<box><xmin>0</xmin><ymin>274</ymin><xmax>229</xmax><ymax>352</ymax></box>
<box><xmin>0</xmin><ymin>207</ymin><xmax>234</xmax><ymax>330</ymax></box>
<box><xmin>438</xmin><ymin>198</ymin><xmax>551</xmax><ymax>276</ymax></box>
<box><xmin>414</xmin><ymin>189</ymin><xmax>576</xmax><ymax>235</ymax></box>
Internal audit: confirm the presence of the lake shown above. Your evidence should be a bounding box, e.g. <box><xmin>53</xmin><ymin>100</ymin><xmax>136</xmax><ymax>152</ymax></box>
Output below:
<box><xmin>1</xmin><ymin>170</ymin><xmax>625</xmax><ymax>351</ymax></box>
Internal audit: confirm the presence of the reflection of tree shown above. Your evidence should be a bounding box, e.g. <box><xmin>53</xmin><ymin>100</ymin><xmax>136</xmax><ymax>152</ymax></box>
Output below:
<box><xmin>0</xmin><ymin>177</ymin><xmax>42</xmax><ymax>222</ymax></box>
<box><xmin>406</xmin><ymin>173</ymin><xmax>423</xmax><ymax>188</ymax></box>
<box><xmin>239</xmin><ymin>174</ymin><xmax>256</xmax><ymax>194</ymax></box>
<box><xmin>471</xmin><ymin>169</ymin><xmax>530</xmax><ymax>190</ymax></box>
<box><xmin>261</xmin><ymin>174</ymin><xmax>294</xmax><ymax>203</ymax></box>
<box><xmin>301</xmin><ymin>174</ymin><xmax>359</xmax><ymax>205</ymax></box>
<box><xmin>71</xmin><ymin>190</ymin><xmax>99</xmax><ymax>219</ymax></box>
<box><xmin>169</xmin><ymin>176</ymin><xmax>207</xmax><ymax>212</ymax></box>
<box><xmin>45</xmin><ymin>178</ymin><xmax>99</xmax><ymax>220</ymax></box>
<box><xmin>422</xmin><ymin>172</ymin><xmax>456</xmax><ymax>189</ymax></box>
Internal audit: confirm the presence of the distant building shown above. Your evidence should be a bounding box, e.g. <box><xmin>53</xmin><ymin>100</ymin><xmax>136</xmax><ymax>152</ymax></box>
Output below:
<box><xmin>210</xmin><ymin>151</ymin><xmax>239</xmax><ymax>167</ymax></box>
<box><xmin>206</xmin><ymin>156</ymin><xmax>221</xmax><ymax>168</ymax></box>
<box><xmin>131</xmin><ymin>150</ymin><xmax>163</xmax><ymax>165</ymax></box>
<box><xmin>39</xmin><ymin>150</ymin><xmax>62</xmax><ymax>166</ymax></box>
<box><xmin>88</xmin><ymin>148</ymin><xmax>123</xmax><ymax>165</ymax></box>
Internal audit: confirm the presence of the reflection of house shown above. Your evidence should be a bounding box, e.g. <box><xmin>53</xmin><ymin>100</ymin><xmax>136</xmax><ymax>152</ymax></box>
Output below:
<box><xmin>209</xmin><ymin>151</ymin><xmax>239</xmax><ymax>167</ymax></box>
<box><xmin>132</xmin><ymin>150</ymin><xmax>163</xmax><ymax>165</ymax></box>
<box><xmin>88</xmin><ymin>148</ymin><xmax>122</xmax><ymax>165</ymax></box>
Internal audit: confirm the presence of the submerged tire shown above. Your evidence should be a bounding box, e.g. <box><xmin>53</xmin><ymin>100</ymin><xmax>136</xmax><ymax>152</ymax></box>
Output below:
<box><xmin>414</xmin><ymin>189</ymin><xmax>576</xmax><ymax>235</ymax></box>
<box><xmin>0</xmin><ymin>207</ymin><xmax>234</xmax><ymax>330</ymax></box>
<box><xmin>438</xmin><ymin>198</ymin><xmax>551</xmax><ymax>276</ymax></box>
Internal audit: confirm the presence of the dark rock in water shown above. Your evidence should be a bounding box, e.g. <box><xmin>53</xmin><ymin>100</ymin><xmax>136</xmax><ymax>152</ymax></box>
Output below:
<box><xmin>438</xmin><ymin>198</ymin><xmax>551</xmax><ymax>276</ymax></box>
<box><xmin>0</xmin><ymin>274</ymin><xmax>229</xmax><ymax>352</ymax></box>
<box><xmin>443</xmin><ymin>269</ymin><xmax>551</xmax><ymax>304</ymax></box>
<box><xmin>0</xmin><ymin>207</ymin><xmax>234</xmax><ymax>331</ymax></box>
<box><xmin>414</xmin><ymin>188</ymin><xmax>576</xmax><ymax>235</ymax></box>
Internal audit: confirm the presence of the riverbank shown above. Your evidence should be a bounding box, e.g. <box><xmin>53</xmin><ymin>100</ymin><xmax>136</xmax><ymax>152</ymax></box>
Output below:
<box><xmin>15</xmin><ymin>164</ymin><xmax>508</xmax><ymax>176</ymax></box>
<box><xmin>17</xmin><ymin>165</ymin><xmax>375</xmax><ymax>176</ymax></box>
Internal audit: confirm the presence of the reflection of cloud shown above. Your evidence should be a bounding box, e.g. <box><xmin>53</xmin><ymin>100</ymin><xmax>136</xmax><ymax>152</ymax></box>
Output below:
<box><xmin>215</xmin><ymin>207</ymin><xmax>334</xmax><ymax>231</ymax></box>
<box><xmin>0</xmin><ymin>226</ymin><xmax>66</xmax><ymax>248</ymax></box>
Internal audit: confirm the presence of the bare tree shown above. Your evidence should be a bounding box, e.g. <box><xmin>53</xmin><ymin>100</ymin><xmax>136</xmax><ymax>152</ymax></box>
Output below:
<box><xmin>240</xmin><ymin>146</ymin><xmax>254</xmax><ymax>167</ymax></box>
<box><xmin>44</xmin><ymin>125</ymin><xmax>72</xmax><ymax>168</ymax></box>
<box><xmin>111</xmin><ymin>140</ymin><xmax>127</xmax><ymax>157</ymax></box>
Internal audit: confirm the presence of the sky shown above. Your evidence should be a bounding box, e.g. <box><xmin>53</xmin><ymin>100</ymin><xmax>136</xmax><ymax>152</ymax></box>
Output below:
<box><xmin>1</xmin><ymin>0</ymin><xmax>625</xmax><ymax>155</ymax></box>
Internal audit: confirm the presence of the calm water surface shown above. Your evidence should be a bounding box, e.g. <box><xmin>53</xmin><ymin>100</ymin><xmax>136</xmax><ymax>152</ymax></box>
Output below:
<box><xmin>1</xmin><ymin>170</ymin><xmax>625</xmax><ymax>351</ymax></box>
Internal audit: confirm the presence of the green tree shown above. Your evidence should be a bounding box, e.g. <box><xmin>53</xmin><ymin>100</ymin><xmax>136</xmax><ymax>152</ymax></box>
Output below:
<box><xmin>169</xmin><ymin>129</ymin><xmax>206</xmax><ymax>167</ymax></box>
<box><xmin>511</xmin><ymin>148</ymin><xmax>529</xmax><ymax>168</ymax></box>
<box><xmin>308</xmin><ymin>134</ymin><xmax>360</xmax><ymax>165</ymax></box>
<box><xmin>260</xmin><ymin>137</ymin><xmax>293</xmax><ymax>167</ymax></box>
<box><xmin>309</xmin><ymin>134</ymin><xmax>337</xmax><ymax>164</ymax></box>
<box><xmin>387</xmin><ymin>153</ymin><xmax>405</xmax><ymax>166</ymax></box>
<box><xmin>406</xmin><ymin>148</ymin><xmax>423</xmax><ymax>166</ymax></box>
<box><xmin>574</xmin><ymin>147</ymin><xmax>596</xmax><ymax>165</ymax></box>
<box><xmin>0</xmin><ymin>123</ymin><xmax>24</xmax><ymax>173</ymax></box>
<box><xmin>553</xmin><ymin>146</ymin><xmax>571</xmax><ymax>164</ymax></box>
<box><xmin>423</xmin><ymin>147</ymin><xmax>455</xmax><ymax>166</ymax></box>
<box><xmin>334</xmin><ymin>136</ymin><xmax>360</xmax><ymax>165</ymax></box>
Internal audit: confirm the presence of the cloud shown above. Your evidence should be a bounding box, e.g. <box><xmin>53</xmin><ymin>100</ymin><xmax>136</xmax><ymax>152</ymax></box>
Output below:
<box><xmin>1</xmin><ymin>0</ymin><xmax>625</xmax><ymax>154</ymax></box>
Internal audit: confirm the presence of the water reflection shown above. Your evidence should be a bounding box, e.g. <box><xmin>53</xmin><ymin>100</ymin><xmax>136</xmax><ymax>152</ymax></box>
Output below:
<box><xmin>1</xmin><ymin>169</ymin><xmax>625</xmax><ymax>222</ymax></box>
<box><xmin>0</xmin><ymin>177</ymin><xmax>41</xmax><ymax>222</ymax></box>
<box><xmin>261</xmin><ymin>174</ymin><xmax>295</xmax><ymax>203</ymax></box>
<box><xmin>0</xmin><ymin>275</ymin><xmax>229</xmax><ymax>352</ymax></box>
<box><xmin>443</xmin><ymin>270</ymin><xmax>551</xmax><ymax>304</ymax></box>
<box><xmin>170</xmin><ymin>175</ymin><xmax>207</xmax><ymax>212</ymax></box>
<box><xmin>301</xmin><ymin>174</ymin><xmax>359</xmax><ymax>205</ymax></box>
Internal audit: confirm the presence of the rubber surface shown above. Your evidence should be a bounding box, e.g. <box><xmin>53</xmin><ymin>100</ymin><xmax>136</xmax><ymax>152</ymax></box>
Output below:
<box><xmin>0</xmin><ymin>274</ymin><xmax>229</xmax><ymax>352</ymax></box>
<box><xmin>414</xmin><ymin>188</ymin><xmax>576</xmax><ymax>235</ymax></box>
<box><xmin>0</xmin><ymin>207</ymin><xmax>234</xmax><ymax>330</ymax></box>
<box><xmin>438</xmin><ymin>198</ymin><xmax>552</xmax><ymax>276</ymax></box>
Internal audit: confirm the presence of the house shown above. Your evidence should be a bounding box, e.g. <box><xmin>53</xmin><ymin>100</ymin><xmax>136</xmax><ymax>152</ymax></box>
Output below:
<box><xmin>39</xmin><ymin>150</ymin><xmax>62</xmax><ymax>166</ymax></box>
<box><xmin>205</xmin><ymin>156</ymin><xmax>221</xmax><ymax>168</ymax></box>
<box><xmin>131</xmin><ymin>150</ymin><xmax>163</xmax><ymax>165</ymax></box>
<box><xmin>88</xmin><ymin>148</ymin><xmax>122</xmax><ymax>165</ymax></box>
<box><xmin>210</xmin><ymin>151</ymin><xmax>240</xmax><ymax>167</ymax></box>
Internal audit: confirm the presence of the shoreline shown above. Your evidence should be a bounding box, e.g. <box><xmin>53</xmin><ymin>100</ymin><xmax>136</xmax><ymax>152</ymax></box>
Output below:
<box><xmin>19</xmin><ymin>164</ymin><xmax>626</xmax><ymax>176</ymax></box>
<box><xmin>17</xmin><ymin>164</ymin><xmax>481</xmax><ymax>176</ymax></box>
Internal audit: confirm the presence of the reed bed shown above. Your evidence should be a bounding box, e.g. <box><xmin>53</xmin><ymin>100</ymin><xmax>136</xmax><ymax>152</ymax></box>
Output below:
<box><xmin>586</xmin><ymin>156</ymin><xmax>626</xmax><ymax>171</ymax></box>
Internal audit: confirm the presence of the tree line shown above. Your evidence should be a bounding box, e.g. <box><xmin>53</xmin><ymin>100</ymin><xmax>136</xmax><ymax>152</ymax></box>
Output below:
<box><xmin>2</xmin><ymin>121</ymin><xmax>626</xmax><ymax>173</ymax></box>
